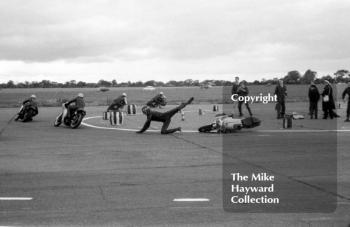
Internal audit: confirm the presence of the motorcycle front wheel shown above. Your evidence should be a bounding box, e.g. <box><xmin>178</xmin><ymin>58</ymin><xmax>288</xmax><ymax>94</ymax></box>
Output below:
<box><xmin>70</xmin><ymin>113</ymin><xmax>84</xmax><ymax>129</ymax></box>
<box><xmin>54</xmin><ymin>114</ymin><xmax>62</xmax><ymax>127</ymax></box>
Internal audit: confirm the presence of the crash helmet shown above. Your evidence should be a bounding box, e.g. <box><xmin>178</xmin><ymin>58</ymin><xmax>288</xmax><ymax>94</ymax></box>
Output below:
<box><xmin>78</xmin><ymin>93</ymin><xmax>84</xmax><ymax>98</ymax></box>
<box><xmin>141</xmin><ymin>106</ymin><xmax>151</xmax><ymax>115</ymax></box>
<box><xmin>30</xmin><ymin>94</ymin><xmax>37</xmax><ymax>99</ymax></box>
<box><xmin>122</xmin><ymin>93</ymin><xmax>127</xmax><ymax>97</ymax></box>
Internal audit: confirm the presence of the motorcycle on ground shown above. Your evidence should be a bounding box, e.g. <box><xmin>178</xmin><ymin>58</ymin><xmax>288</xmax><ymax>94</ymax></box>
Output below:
<box><xmin>198</xmin><ymin>115</ymin><xmax>261</xmax><ymax>133</ymax></box>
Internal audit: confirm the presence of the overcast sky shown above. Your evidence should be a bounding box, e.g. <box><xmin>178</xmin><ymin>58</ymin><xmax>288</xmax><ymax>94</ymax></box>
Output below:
<box><xmin>0</xmin><ymin>0</ymin><xmax>349</xmax><ymax>83</ymax></box>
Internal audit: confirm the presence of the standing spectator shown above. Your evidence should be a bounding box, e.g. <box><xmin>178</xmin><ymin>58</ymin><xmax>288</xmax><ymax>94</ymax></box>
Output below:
<box><xmin>231</xmin><ymin>76</ymin><xmax>240</xmax><ymax>116</ymax></box>
<box><xmin>274</xmin><ymin>79</ymin><xmax>287</xmax><ymax>119</ymax></box>
<box><xmin>237</xmin><ymin>81</ymin><xmax>253</xmax><ymax>117</ymax></box>
<box><xmin>342</xmin><ymin>81</ymin><xmax>350</xmax><ymax>122</ymax></box>
<box><xmin>321</xmin><ymin>80</ymin><xmax>336</xmax><ymax>119</ymax></box>
<box><xmin>308</xmin><ymin>81</ymin><xmax>320</xmax><ymax>119</ymax></box>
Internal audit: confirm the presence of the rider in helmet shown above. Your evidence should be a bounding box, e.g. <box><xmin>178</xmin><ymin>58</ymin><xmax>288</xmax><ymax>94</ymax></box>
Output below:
<box><xmin>15</xmin><ymin>94</ymin><xmax>39</xmax><ymax>121</ymax></box>
<box><xmin>64</xmin><ymin>93</ymin><xmax>86</xmax><ymax>119</ymax></box>
<box><xmin>107</xmin><ymin>93</ymin><xmax>128</xmax><ymax>112</ymax></box>
<box><xmin>138</xmin><ymin>97</ymin><xmax>194</xmax><ymax>134</ymax></box>
<box><xmin>146</xmin><ymin>91</ymin><xmax>167</xmax><ymax>108</ymax></box>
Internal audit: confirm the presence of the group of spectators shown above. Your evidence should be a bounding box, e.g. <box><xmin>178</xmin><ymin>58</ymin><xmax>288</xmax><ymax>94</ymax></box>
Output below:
<box><xmin>231</xmin><ymin>77</ymin><xmax>350</xmax><ymax>122</ymax></box>
<box><xmin>307</xmin><ymin>80</ymin><xmax>349</xmax><ymax>121</ymax></box>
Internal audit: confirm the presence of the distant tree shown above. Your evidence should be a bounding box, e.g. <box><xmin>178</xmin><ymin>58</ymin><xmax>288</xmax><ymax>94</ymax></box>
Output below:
<box><xmin>301</xmin><ymin>69</ymin><xmax>317</xmax><ymax>84</ymax></box>
<box><xmin>193</xmin><ymin>80</ymin><xmax>200</xmax><ymax>86</ymax></box>
<box><xmin>284</xmin><ymin>71</ymin><xmax>301</xmax><ymax>84</ymax></box>
<box><xmin>320</xmin><ymin>75</ymin><xmax>335</xmax><ymax>83</ymax></box>
<box><xmin>17</xmin><ymin>82</ymin><xmax>26</xmax><ymax>88</ymax></box>
<box><xmin>97</xmin><ymin>79</ymin><xmax>112</xmax><ymax>87</ymax></box>
<box><xmin>334</xmin><ymin>69</ymin><xmax>349</xmax><ymax>83</ymax></box>
<box><xmin>77</xmin><ymin>81</ymin><xmax>87</xmax><ymax>87</ymax></box>
<box><xmin>183</xmin><ymin>79</ymin><xmax>193</xmax><ymax>86</ymax></box>
<box><xmin>144</xmin><ymin>80</ymin><xmax>156</xmax><ymax>86</ymax></box>
<box><xmin>314</xmin><ymin>78</ymin><xmax>322</xmax><ymax>84</ymax></box>
<box><xmin>111</xmin><ymin>79</ymin><xmax>117</xmax><ymax>87</ymax></box>
<box><xmin>6</xmin><ymin>80</ymin><xmax>15</xmax><ymax>88</ymax></box>
<box><xmin>253</xmin><ymin>80</ymin><xmax>260</xmax><ymax>85</ymax></box>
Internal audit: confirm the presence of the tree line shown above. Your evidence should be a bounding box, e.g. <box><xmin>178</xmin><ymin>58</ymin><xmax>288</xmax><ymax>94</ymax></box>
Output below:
<box><xmin>1</xmin><ymin>69</ymin><xmax>349</xmax><ymax>89</ymax></box>
<box><xmin>256</xmin><ymin>69</ymin><xmax>350</xmax><ymax>85</ymax></box>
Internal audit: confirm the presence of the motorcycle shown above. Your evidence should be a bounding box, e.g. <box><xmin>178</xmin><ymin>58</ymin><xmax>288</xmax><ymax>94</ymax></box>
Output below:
<box><xmin>198</xmin><ymin>116</ymin><xmax>261</xmax><ymax>133</ymax></box>
<box><xmin>15</xmin><ymin>105</ymin><xmax>38</xmax><ymax>122</ymax></box>
<box><xmin>54</xmin><ymin>103</ymin><xmax>86</xmax><ymax>129</ymax></box>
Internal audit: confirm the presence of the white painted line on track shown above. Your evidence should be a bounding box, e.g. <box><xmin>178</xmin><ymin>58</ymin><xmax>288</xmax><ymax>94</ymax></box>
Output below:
<box><xmin>0</xmin><ymin>197</ymin><xmax>32</xmax><ymax>201</ymax></box>
<box><xmin>82</xmin><ymin>116</ymin><xmax>198</xmax><ymax>133</ymax></box>
<box><xmin>258</xmin><ymin>129</ymin><xmax>350</xmax><ymax>133</ymax></box>
<box><xmin>82</xmin><ymin>116</ymin><xmax>350</xmax><ymax>133</ymax></box>
<box><xmin>173</xmin><ymin>198</ymin><xmax>210</xmax><ymax>202</ymax></box>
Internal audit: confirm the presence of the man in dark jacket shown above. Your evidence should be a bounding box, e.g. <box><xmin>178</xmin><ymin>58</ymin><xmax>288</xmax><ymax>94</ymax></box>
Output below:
<box><xmin>274</xmin><ymin>80</ymin><xmax>287</xmax><ymax>119</ymax></box>
<box><xmin>107</xmin><ymin>93</ymin><xmax>127</xmax><ymax>111</ymax></box>
<box><xmin>342</xmin><ymin>81</ymin><xmax>350</xmax><ymax>122</ymax></box>
<box><xmin>237</xmin><ymin>81</ymin><xmax>252</xmax><ymax>117</ymax></box>
<box><xmin>65</xmin><ymin>93</ymin><xmax>85</xmax><ymax>119</ymax></box>
<box><xmin>231</xmin><ymin>76</ymin><xmax>240</xmax><ymax>116</ymax></box>
<box><xmin>308</xmin><ymin>81</ymin><xmax>320</xmax><ymax>119</ymax></box>
<box><xmin>138</xmin><ymin>97</ymin><xmax>193</xmax><ymax>134</ymax></box>
<box><xmin>321</xmin><ymin>80</ymin><xmax>336</xmax><ymax>119</ymax></box>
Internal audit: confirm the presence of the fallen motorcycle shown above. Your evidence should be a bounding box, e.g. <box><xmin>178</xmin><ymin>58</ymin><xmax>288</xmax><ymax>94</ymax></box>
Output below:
<box><xmin>198</xmin><ymin>115</ymin><xmax>261</xmax><ymax>133</ymax></box>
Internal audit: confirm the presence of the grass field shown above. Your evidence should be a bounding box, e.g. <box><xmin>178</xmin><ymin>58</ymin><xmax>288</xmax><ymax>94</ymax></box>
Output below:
<box><xmin>0</xmin><ymin>84</ymin><xmax>347</xmax><ymax>108</ymax></box>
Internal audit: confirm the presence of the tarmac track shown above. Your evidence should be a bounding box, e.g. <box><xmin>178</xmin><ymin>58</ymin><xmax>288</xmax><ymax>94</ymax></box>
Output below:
<box><xmin>0</xmin><ymin>107</ymin><xmax>349</xmax><ymax>226</ymax></box>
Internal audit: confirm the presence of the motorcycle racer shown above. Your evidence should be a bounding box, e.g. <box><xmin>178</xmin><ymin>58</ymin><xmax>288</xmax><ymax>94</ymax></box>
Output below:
<box><xmin>146</xmin><ymin>92</ymin><xmax>167</xmax><ymax>108</ymax></box>
<box><xmin>107</xmin><ymin>93</ymin><xmax>127</xmax><ymax>112</ymax></box>
<box><xmin>15</xmin><ymin>94</ymin><xmax>39</xmax><ymax>121</ymax></box>
<box><xmin>64</xmin><ymin>93</ymin><xmax>85</xmax><ymax>119</ymax></box>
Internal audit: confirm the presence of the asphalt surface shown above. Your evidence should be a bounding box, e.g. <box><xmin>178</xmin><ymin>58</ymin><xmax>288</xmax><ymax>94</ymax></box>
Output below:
<box><xmin>0</xmin><ymin>107</ymin><xmax>349</xmax><ymax>226</ymax></box>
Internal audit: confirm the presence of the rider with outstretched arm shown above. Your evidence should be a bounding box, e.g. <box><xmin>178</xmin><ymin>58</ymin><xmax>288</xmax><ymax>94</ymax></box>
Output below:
<box><xmin>138</xmin><ymin>97</ymin><xmax>193</xmax><ymax>134</ymax></box>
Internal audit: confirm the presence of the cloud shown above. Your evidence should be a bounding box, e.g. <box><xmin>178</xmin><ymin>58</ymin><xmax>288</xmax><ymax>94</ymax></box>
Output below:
<box><xmin>0</xmin><ymin>0</ymin><xmax>349</xmax><ymax>82</ymax></box>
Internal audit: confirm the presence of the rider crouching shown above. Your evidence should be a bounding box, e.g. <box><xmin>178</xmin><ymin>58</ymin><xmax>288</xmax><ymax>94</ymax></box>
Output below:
<box><xmin>146</xmin><ymin>92</ymin><xmax>167</xmax><ymax>108</ymax></box>
<box><xmin>64</xmin><ymin>93</ymin><xmax>85</xmax><ymax>120</ymax></box>
<box><xmin>107</xmin><ymin>93</ymin><xmax>127</xmax><ymax>112</ymax></box>
<box><xmin>15</xmin><ymin>94</ymin><xmax>38</xmax><ymax>121</ymax></box>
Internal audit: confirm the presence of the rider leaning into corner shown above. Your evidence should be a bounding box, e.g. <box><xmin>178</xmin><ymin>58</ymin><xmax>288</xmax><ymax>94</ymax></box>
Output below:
<box><xmin>107</xmin><ymin>93</ymin><xmax>127</xmax><ymax>112</ymax></box>
<box><xmin>64</xmin><ymin>93</ymin><xmax>86</xmax><ymax>119</ymax></box>
<box><xmin>15</xmin><ymin>94</ymin><xmax>39</xmax><ymax>121</ymax></box>
<box><xmin>137</xmin><ymin>97</ymin><xmax>194</xmax><ymax>134</ymax></box>
<box><xmin>146</xmin><ymin>91</ymin><xmax>167</xmax><ymax>108</ymax></box>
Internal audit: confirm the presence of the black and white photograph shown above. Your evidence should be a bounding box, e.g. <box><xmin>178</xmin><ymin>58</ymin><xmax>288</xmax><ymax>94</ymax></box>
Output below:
<box><xmin>0</xmin><ymin>0</ymin><xmax>349</xmax><ymax>226</ymax></box>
